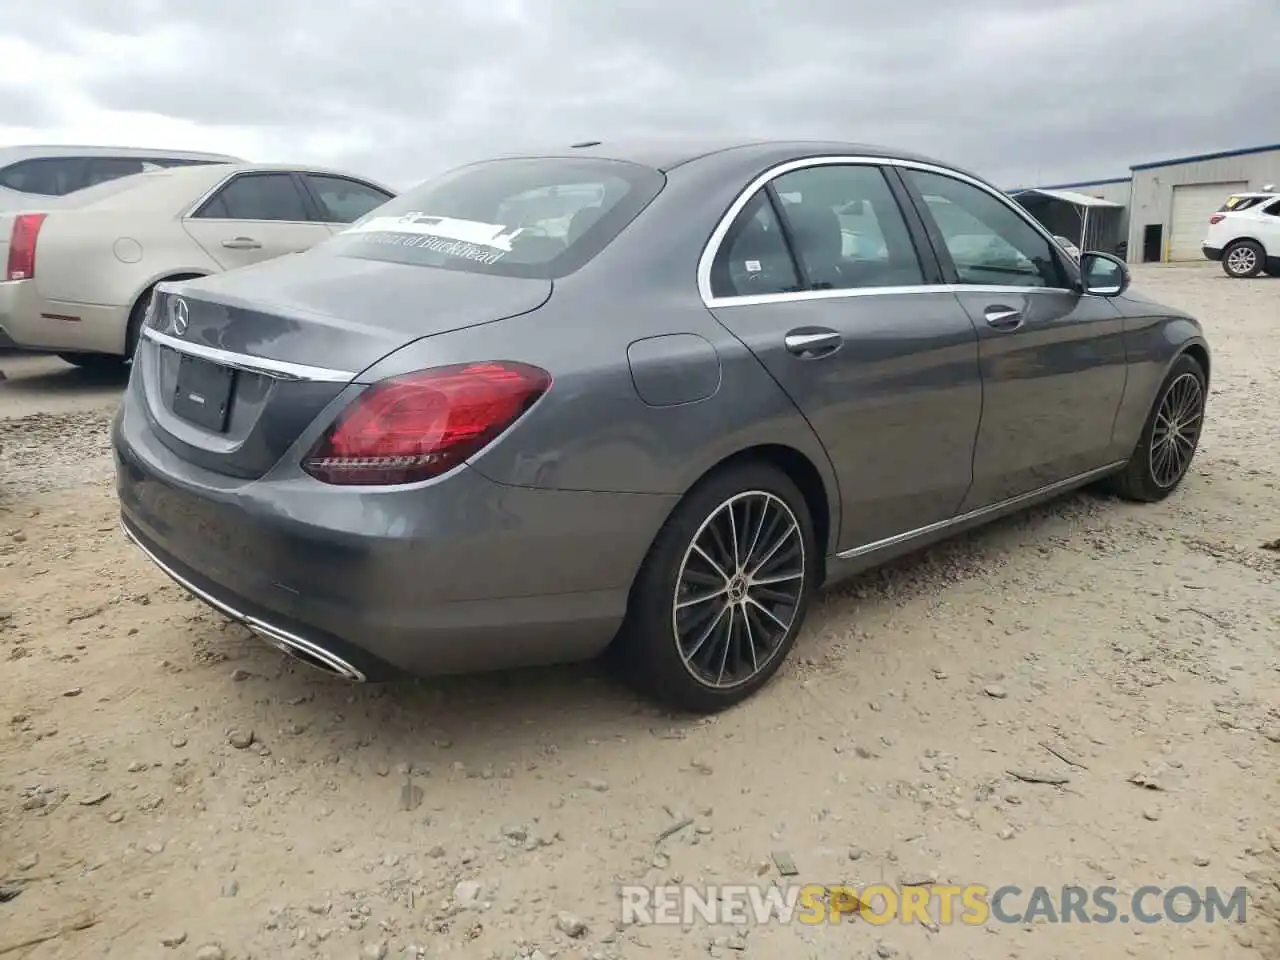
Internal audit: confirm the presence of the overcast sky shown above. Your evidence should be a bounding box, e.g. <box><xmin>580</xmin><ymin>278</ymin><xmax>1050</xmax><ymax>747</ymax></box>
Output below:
<box><xmin>2</xmin><ymin>0</ymin><xmax>1277</xmax><ymax>190</ymax></box>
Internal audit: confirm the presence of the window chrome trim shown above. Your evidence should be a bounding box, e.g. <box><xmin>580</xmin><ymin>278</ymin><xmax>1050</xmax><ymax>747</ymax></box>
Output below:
<box><xmin>710</xmin><ymin>283</ymin><xmax>1079</xmax><ymax>309</ymax></box>
<box><xmin>835</xmin><ymin>460</ymin><xmax>1127</xmax><ymax>560</ymax></box>
<box><xmin>140</xmin><ymin>326</ymin><xmax>355</xmax><ymax>383</ymax></box>
<box><xmin>697</xmin><ymin>155</ymin><xmax>1081</xmax><ymax>308</ymax></box>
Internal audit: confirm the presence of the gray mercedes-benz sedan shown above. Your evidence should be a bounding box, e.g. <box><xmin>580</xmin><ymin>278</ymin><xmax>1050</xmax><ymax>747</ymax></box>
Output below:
<box><xmin>113</xmin><ymin>139</ymin><xmax>1210</xmax><ymax>712</ymax></box>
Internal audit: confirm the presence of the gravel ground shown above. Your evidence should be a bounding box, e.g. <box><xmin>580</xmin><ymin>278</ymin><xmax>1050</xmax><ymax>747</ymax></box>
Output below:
<box><xmin>1</xmin><ymin>264</ymin><xmax>1278</xmax><ymax>959</ymax></box>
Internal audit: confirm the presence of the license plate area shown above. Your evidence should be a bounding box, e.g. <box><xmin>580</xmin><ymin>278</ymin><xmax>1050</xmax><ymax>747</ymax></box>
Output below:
<box><xmin>171</xmin><ymin>354</ymin><xmax>236</xmax><ymax>432</ymax></box>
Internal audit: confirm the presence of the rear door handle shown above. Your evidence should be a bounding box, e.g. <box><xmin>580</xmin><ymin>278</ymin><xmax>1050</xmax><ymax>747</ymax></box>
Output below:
<box><xmin>784</xmin><ymin>329</ymin><xmax>843</xmax><ymax>358</ymax></box>
<box><xmin>221</xmin><ymin>237</ymin><xmax>262</xmax><ymax>250</ymax></box>
<box><xmin>984</xmin><ymin>305</ymin><xmax>1024</xmax><ymax>330</ymax></box>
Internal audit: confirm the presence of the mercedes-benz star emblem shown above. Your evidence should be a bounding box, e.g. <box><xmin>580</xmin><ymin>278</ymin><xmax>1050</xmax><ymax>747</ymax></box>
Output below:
<box><xmin>172</xmin><ymin>298</ymin><xmax>189</xmax><ymax>336</ymax></box>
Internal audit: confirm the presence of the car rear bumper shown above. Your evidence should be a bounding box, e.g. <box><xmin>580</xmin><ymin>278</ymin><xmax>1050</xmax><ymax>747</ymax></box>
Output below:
<box><xmin>1202</xmin><ymin>244</ymin><xmax>1224</xmax><ymax>262</ymax></box>
<box><xmin>112</xmin><ymin>388</ymin><xmax>677</xmax><ymax>679</ymax></box>
<box><xmin>0</xmin><ymin>279</ymin><xmax>128</xmax><ymax>353</ymax></box>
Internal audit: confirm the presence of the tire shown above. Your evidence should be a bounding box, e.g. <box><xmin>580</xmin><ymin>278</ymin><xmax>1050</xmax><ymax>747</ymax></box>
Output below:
<box><xmin>57</xmin><ymin>352</ymin><xmax>126</xmax><ymax>371</ymax></box>
<box><xmin>123</xmin><ymin>286</ymin><xmax>157</xmax><ymax>360</ymax></box>
<box><xmin>617</xmin><ymin>460</ymin><xmax>818</xmax><ymax>713</ymax></box>
<box><xmin>1222</xmin><ymin>240</ymin><xmax>1265</xmax><ymax>278</ymax></box>
<box><xmin>1108</xmin><ymin>353</ymin><xmax>1206</xmax><ymax>503</ymax></box>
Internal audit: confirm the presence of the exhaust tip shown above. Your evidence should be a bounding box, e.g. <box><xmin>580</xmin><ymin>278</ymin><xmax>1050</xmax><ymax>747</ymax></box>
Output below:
<box><xmin>248</xmin><ymin>623</ymin><xmax>366</xmax><ymax>682</ymax></box>
<box><xmin>119</xmin><ymin>518</ymin><xmax>368</xmax><ymax>683</ymax></box>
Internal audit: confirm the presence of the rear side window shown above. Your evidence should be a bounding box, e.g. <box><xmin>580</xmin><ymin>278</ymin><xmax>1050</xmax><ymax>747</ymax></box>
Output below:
<box><xmin>771</xmin><ymin>164</ymin><xmax>924</xmax><ymax>290</ymax></box>
<box><xmin>710</xmin><ymin>190</ymin><xmax>800</xmax><ymax>298</ymax></box>
<box><xmin>324</xmin><ymin>157</ymin><xmax>665</xmax><ymax>280</ymax></box>
<box><xmin>0</xmin><ymin>158</ymin><xmax>86</xmax><ymax>196</ymax></box>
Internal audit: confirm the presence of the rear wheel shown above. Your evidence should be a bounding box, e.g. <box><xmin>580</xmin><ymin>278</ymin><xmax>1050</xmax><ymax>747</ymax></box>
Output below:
<box><xmin>617</xmin><ymin>461</ymin><xmax>817</xmax><ymax>713</ymax></box>
<box><xmin>1222</xmin><ymin>240</ymin><xmax>1265</xmax><ymax>278</ymax></box>
<box><xmin>58</xmin><ymin>352</ymin><xmax>126</xmax><ymax>371</ymax></box>
<box><xmin>1108</xmin><ymin>353</ymin><xmax>1206</xmax><ymax>502</ymax></box>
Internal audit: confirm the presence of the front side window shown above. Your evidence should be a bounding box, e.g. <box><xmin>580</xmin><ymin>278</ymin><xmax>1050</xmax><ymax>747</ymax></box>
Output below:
<box><xmin>709</xmin><ymin>190</ymin><xmax>800</xmax><ymax>298</ymax></box>
<box><xmin>771</xmin><ymin>164</ymin><xmax>924</xmax><ymax>290</ymax></box>
<box><xmin>196</xmin><ymin>173</ymin><xmax>310</xmax><ymax>222</ymax></box>
<box><xmin>1264</xmin><ymin>199</ymin><xmax>1280</xmax><ymax>217</ymax></box>
<box><xmin>304</xmin><ymin>174</ymin><xmax>393</xmax><ymax>223</ymax></box>
<box><xmin>906</xmin><ymin>169</ymin><xmax>1066</xmax><ymax>288</ymax></box>
<box><xmin>323</xmin><ymin>157</ymin><xmax>665</xmax><ymax>280</ymax></box>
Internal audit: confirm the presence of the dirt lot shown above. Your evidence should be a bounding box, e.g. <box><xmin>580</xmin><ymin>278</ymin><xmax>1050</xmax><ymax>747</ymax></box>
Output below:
<box><xmin>1</xmin><ymin>264</ymin><xmax>1278</xmax><ymax>960</ymax></box>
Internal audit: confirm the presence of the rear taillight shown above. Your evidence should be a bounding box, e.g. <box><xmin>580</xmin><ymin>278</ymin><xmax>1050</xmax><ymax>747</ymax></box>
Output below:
<box><xmin>1209</xmin><ymin>214</ymin><xmax>1225</xmax><ymax>224</ymax></box>
<box><xmin>5</xmin><ymin>213</ymin><xmax>46</xmax><ymax>281</ymax></box>
<box><xmin>302</xmin><ymin>361</ymin><xmax>551</xmax><ymax>486</ymax></box>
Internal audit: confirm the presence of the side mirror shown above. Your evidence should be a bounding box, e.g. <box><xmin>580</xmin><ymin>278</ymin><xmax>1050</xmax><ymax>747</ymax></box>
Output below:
<box><xmin>1080</xmin><ymin>251</ymin><xmax>1130</xmax><ymax>297</ymax></box>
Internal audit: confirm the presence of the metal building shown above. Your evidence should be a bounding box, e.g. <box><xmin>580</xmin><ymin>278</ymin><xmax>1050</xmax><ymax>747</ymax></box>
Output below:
<box><xmin>1126</xmin><ymin>143</ymin><xmax>1280</xmax><ymax>263</ymax></box>
<box><xmin>1009</xmin><ymin>177</ymin><xmax>1131</xmax><ymax>257</ymax></box>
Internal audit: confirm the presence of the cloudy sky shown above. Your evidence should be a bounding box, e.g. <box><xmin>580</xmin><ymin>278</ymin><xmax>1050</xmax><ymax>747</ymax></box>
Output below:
<box><xmin>2</xmin><ymin>0</ymin><xmax>1277</xmax><ymax>190</ymax></box>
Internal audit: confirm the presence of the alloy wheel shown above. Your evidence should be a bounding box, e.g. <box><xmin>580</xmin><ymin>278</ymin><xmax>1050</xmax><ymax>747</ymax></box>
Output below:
<box><xmin>672</xmin><ymin>491</ymin><xmax>806</xmax><ymax>689</ymax></box>
<box><xmin>1149</xmin><ymin>372</ymin><xmax>1204</xmax><ymax>489</ymax></box>
<box><xmin>1226</xmin><ymin>246</ymin><xmax>1258</xmax><ymax>276</ymax></box>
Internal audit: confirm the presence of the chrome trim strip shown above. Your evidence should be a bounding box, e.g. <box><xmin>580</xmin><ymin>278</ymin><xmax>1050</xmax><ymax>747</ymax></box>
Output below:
<box><xmin>140</xmin><ymin>326</ymin><xmax>355</xmax><ymax>383</ymax></box>
<box><xmin>697</xmin><ymin>155</ymin><xmax>1082</xmax><ymax>308</ymax></box>
<box><xmin>120</xmin><ymin>519</ymin><xmax>366</xmax><ymax>682</ymax></box>
<box><xmin>835</xmin><ymin>461</ymin><xmax>1127</xmax><ymax>560</ymax></box>
<box><xmin>708</xmin><ymin>282</ymin><xmax>1078</xmax><ymax>309</ymax></box>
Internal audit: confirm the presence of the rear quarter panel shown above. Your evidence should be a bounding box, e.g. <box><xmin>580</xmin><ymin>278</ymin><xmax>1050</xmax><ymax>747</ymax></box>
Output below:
<box><xmin>34</xmin><ymin>211</ymin><xmax>219</xmax><ymax>307</ymax></box>
<box><xmin>353</xmin><ymin>146</ymin><xmax>845</xmax><ymax>553</ymax></box>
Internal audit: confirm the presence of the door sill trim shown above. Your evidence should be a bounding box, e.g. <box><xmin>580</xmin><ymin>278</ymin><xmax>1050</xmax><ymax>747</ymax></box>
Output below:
<box><xmin>836</xmin><ymin>461</ymin><xmax>1127</xmax><ymax>560</ymax></box>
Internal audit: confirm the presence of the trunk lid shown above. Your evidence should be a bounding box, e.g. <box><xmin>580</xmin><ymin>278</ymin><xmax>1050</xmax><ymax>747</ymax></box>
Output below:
<box><xmin>137</xmin><ymin>252</ymin><xmax>552</xmax><ymax>479</ymax></box>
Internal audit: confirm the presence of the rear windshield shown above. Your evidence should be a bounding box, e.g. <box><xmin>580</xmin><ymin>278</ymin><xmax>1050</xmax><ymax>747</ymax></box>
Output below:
<box><xmin>1220</xmin><ymin>195</ymin><xmax>1267</xmax><ymax>212</ymax></box>
<box><xmin>322</xmin><ymin>157</ymin><xmax>665</xmax><ymax>279</ymax></box>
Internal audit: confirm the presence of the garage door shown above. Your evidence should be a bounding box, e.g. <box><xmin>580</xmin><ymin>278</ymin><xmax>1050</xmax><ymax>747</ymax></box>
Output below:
<box><xmin>1168</xmin><ymin>181</ymin><xmax>1248</xmax><ymax>261</ymax></box>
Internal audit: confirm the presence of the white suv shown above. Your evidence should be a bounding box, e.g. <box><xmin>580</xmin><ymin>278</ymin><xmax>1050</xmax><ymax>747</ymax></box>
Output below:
<box><xmin>0</xmin><ymin>145</ymin><xmax>241</xmax><ymax>214</ymax></box>
<box><xmin>1202</xmin><ymin>188</ymin><xmax>1280</xmax><ymax>278</ymax></box>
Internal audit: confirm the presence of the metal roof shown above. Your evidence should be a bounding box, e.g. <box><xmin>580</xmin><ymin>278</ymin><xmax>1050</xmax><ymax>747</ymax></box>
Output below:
<box><xmin>1010</xmin><ymin>187</ymin><xmax>1123</xmax><ymax>208</ymax></box>
<box><xmin>1130</xmin><ymin>142</ymin><xmax>1280</xmax><ymax>172</ymax></box>
<box><xmin>1005</xmin><ymin>176</ymin><xmax>1131</xmax><ymax>192</ymax></box>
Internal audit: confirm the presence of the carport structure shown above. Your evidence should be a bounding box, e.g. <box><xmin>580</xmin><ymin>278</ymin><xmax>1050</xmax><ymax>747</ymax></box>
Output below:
<box><xmin>1011</xmin><ymin>187</ymin><xmax>1126</xmax><ymax>256</ymax></box>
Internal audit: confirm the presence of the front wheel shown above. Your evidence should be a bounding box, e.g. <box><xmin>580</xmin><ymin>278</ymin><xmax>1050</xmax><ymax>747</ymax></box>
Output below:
<box><xmin>1108</xmin><ymin>353</ymin><xmax>1206</xmax><ymax>502</ymax></box>
<box><xmin>1222</xmin><ymin>240</ymin><xmax>1265</xmax><ymax>278</ymax></box>
<box><xmin>617</xmin><ymin>461</ymin><xmax>818</xmax><ymax>713</ymax></box>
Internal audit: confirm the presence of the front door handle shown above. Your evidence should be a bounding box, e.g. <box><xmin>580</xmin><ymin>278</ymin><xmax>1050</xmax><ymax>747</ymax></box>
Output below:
<box><xmin>984</xmin><ymin>305</ymin><xmax>1024</xmax><ymax>330</ymax></box>
<box><xmin>221</xmin><ymin>237</ymin><xmax>263</xmax><ymax>250</ymax></box>
<box><xmin>784</xmin><ymin>329</ymin><xmax>843</xmax><ymax>358</ymax></box>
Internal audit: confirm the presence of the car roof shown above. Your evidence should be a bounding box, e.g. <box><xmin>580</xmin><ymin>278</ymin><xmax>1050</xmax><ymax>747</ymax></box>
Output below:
<box><xmin>0</xmin><ymin>144</ymin><xmax>242</xmax><ymax>164</ymax></box>
<box><xmin>492</xmin><ymin>137</ymin><xmax>966</xmax><ymax>175</ymax></box>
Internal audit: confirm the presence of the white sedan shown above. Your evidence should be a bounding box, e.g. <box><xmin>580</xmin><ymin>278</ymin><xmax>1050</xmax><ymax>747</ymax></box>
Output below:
<box><xmin>0</xmin><ymin>163</ymin><xmax>395</xmax><ymax>368</ymax></box>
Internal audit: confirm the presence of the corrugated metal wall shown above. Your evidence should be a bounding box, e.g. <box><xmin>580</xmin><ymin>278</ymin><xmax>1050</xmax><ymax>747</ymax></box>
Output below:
<box><xmin>1015</xmin><ymin>179</ymin><xmax>1132</xmax><ymax>255</ymax></box>
<box><xmin>1127</xmin><ymin>150</ymin><xmax>1280</xmax><ymax>262</ymax></box>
